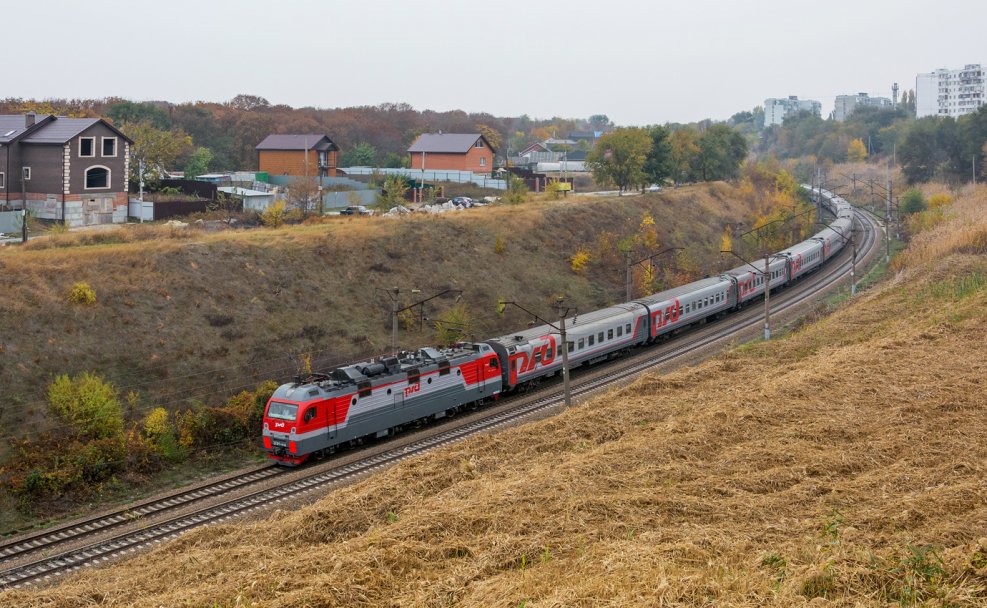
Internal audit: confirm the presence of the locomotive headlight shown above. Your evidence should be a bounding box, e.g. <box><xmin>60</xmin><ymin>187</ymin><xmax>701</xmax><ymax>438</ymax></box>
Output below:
<box><xmin>263</xmin><ymin>422</ymin><xmax>269</xmax><ymax>431</ymax></box>
<box><xmin>290</xmin><ymin>427</ymin><xmax>296</xmax><ymax>436</ymax></box>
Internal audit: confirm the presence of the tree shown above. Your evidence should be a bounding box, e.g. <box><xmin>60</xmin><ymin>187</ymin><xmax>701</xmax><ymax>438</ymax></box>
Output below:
<box><xmin>287</xmin><ymin>176</ymin><xmax>321</xmax><ymax>215</ymax></box>
<box><xmin>670</xmin><ymin>128</ymin><xmax>700</xmax><ymax>183</ymax></box>
<box><xmin>900</xmin><ymin>188</ymin><xmax>927</xmax><ymax>215</ymax></box>
<box><xmin>120</xmin><ymin>121</ymin><xmax>192</xmax><ymax>187</ymax></box>
<box><xmin>340</xmin><ymin>142</ymin><xmax>377</xmax><ymax>167</ymax></box>
<box><xmin>642</xmin><ymin>125</ymin><xmax>674</xmax><ymax>188</ymax></box>
<box><xmin>847</xmin><ymin>138</ymin><xmax>868</xmax><ymax>162</ymax></box>
<box><xmin>694</xmin><ymin>124</ymin><xmax>748</xmax><ymax>181</ymax></box>
<box><xmin>107</xmin><ymin>101</ymin><xmax>171</xmax><ymax>130</ymax></box>
<box><xmin>227</xmin><ymin>94</ymin><xmax>270</xmax><ymax>111</ymax></box>
<box><xmin>183</xmin><ymin>146</ymin><xmax>213</xmax><ymax>179</ymax></box>
<box><xmin>585</xmin><ymin>128</ymin><xmax>652</xmax><ymax>194</ymax></box>
<box><xmin>377</xmin><ymin>174</ymin><xmax>409</xmax><ymax>208</ymax></box>
<box><xmin>47</xmin><ymin>372</ymin><xmax>124</xmax><ymax>440</ymax></box>
<box><xmin>503</xmin><ymin>175</ymin><xmax>528</xmax><ymax>204</ymax></box>
<box><xmin>588</xmin><ymin>114</ymin><xmax>614</xmax><ymax>131</ymax></box>
<box><xmin>475</xmin><ymin>124</ymin><xmax>503</xmax><ymax>152</ymax></box>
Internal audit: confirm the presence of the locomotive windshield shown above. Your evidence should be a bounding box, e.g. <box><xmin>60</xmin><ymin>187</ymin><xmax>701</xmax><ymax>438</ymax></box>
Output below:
<box><xmin>267</xmin><ymin>401</ymin><xmax>299</xmax><ymax>421</ymax></box>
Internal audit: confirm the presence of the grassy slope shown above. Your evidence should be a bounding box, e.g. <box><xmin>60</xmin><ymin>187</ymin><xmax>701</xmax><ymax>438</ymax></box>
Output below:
<box><xmin>6</xmin><ymin>187</ymin><xmax>986</xmax><ymax>606</ymax></box>
<box><xmin>0</xmin><ymin>186</ymin><xmax>749</xmax><ymax>435</ymax></box>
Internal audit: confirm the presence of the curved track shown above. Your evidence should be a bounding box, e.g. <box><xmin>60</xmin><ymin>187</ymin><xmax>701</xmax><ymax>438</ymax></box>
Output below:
<box><xmin>0</xmin><ymin>207</ymin><xmax>881</xmax><ymax>589</ymax></box>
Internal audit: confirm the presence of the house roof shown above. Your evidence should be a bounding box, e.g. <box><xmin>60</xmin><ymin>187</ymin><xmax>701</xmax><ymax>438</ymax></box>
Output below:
<box><xmin>519</xmin><ymin>142</ymin><xmax>550</xmax><ymax>155</ymax></box>
<box><xmin>0</xmin><ymin>114</ymin><xmax>54</xmax><ymax>144</ymax></box>
<box><xmin>407</xmin><ymin>133</ymin><xmax>496</xmax><ymax>154</ymax></box>
<box><xmin>256</xmin><ymin>134</ymin><xmax>337</xmax><ymax>152</ymax></box>
<box><xmin>0</xmin><ymin>114</ymin><xmax>133</xmax><ymax>145</ymax></box>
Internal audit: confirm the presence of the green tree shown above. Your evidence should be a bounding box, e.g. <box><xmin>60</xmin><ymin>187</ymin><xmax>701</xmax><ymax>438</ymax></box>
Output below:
<box><xmin>586</xmin><ymin>127</ymin><xmax>652</xmax><ymax>194</ymax></box>
<box><xmin>340</xmin><ymin>142</ymin><xmax>378</xmax><ymax>167</ymax></box>
<box><xmin>120</xmin><ymin>121</ymin><xmax>192</xmax><ymax>187</ymax></box>
<box><xmin>503</xmin><ymin>175</ymin><xmax>528</xmax><ymax>204</ymax></box>
<box><xmin>434</xmin><ymin>304</ymin><xmax>474</xmax><ymax>346</ymax></box>
<box><xmin>183</xmin><ymin>146</ymin><xmax>213</xmax><ymax>179</ymax></box>
<box><xmin>670</xmin><ymin>128</ymin><xmax>700</xmax><ymax>182</ymax></box>
<box><xmin>107</xmin><ymin>101</ymin><xmax>171</xmax><ymax>130</ymax></box>
<box><xmin>900</xmin><ymin>188</ymin><xmax>927</xmax><ymax>215</ymax></box>
<box><xmin>47</xmin><ymin>372</ymin><xmax>124</xmax><ymax>440</ymax></box>
<box><xmin>377</xmin><ymin>174</ymin><xmax>409</xmax><ymax>208</ymax></box>
<box><xmin>695</xmin><ymin>124</ymin><xmax>748</xmax><ymax>181</ymax></box>
<box><xmin>643</xmin><ymin>125</ymin><xmax>674</xmax><ymax>188</ymax></box>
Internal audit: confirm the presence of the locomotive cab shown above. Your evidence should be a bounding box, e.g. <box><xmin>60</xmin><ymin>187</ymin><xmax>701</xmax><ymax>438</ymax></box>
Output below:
<box><xmin>262</xmin><ymin>398</ymin><xmax>307</xmax><ymax>465</ymax></box>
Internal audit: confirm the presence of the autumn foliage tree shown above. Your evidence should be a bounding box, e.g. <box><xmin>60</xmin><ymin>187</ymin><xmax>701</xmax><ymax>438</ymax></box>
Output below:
<box><xmin>847</xmin><ymin>138</ymin><xmax>868</xmax><ymax>162</ymax></box>
<box><xmin>586</xmin><ymin>128</ymin><xmax>652</xmax><ymax>194</ymax></box>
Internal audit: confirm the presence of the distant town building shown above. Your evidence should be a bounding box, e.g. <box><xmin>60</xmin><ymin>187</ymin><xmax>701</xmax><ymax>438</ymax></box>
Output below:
<box><xmin>256</xmin><ymin>134</ymin><xmax>339</xmax><ymax>178</ymax></box>
<box><xmin>833</xmin><ymin>93</ymin><xmax>892</xmax><ymax>121</ymax></box>
<box><xmin>408</xmin><ymin>133</ymin><xmax>496</xmax><ymax>175</ymax></box>
<box><xmin>763</xmin><ymin>96</ymin><xmax>822</xmax><ymax>127</ymax></box>
<box><xmin>916</xmin><ymin>64</ymin><xmax>985</xmax><ymax>118</ymax></box>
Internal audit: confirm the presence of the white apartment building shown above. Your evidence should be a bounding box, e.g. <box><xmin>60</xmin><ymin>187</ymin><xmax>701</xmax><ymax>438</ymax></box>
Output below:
<box><xmin>916</xmin><ymin>64</ymin><xmax>985</xmax><ymax>118</ymax></box>
<box><xmin>833</xmin><ymin>93</ymin><xmax>892</xmax><ymax>121</ymax></box>
<box><xmin>763</xmin><ymin>96</ymin><xmax>822</xmax><ymax>127</ymax></box>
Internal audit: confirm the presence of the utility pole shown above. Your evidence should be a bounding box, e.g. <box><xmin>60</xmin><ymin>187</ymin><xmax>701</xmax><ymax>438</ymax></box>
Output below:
<box><xmin>763</xmin><ymin>255</ymin><xmax>771</xmax><ymax>340</ymax></box>
<box><xmin>625</xmin><ymin>250</ymin><xmax>632</xmax><ymax>301</ymax></box>
<box><xmin>886</xmin><ymin>171</ymin><xmax>892</xmax><ymax>264</ymax></box>
<box><xmin>21</xmin><ymin>166</ymin><xmax>27</xmax><ymax>243</ymax></box>
<box><xmin>974</xmin><ymin>155</ymin><xmax>977</xmax><ymax>185</ymax></box>
<box><xmin>552</xmin><ymin>298</ymin><xmax>574</xmax><ymax>409</ymax></box>
<box><xmin>390</xmin><ymin>287</ymin><xmax>400</xmax><ymax>353</ymax></box>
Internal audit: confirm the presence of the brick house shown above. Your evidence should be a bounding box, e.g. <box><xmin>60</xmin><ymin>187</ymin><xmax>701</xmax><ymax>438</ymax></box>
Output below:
<box><xmin>0</xmin><ymin>112</ymin><xmax>133</xmax><ymax>226</ymax></box>
<box><xmin>408</xmin><ymin>133</ymin><xmax>496</xmax><ymax>174</ymax></box>
<box><xmin>256</xmin><ymin>134</ymin><xmax>339</xmax><ymax>178</ymax></box>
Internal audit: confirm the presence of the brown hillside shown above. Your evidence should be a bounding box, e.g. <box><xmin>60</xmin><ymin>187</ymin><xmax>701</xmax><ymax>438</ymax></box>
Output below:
<box><xmin>0</xmin><ymin>186</ymin><xmax>750</xmax><ymax>435</ymax></box>
<box><xmin>6</xmin><ymin>187</ymin><xmax>986</xmax><ymax>606</ymax></box>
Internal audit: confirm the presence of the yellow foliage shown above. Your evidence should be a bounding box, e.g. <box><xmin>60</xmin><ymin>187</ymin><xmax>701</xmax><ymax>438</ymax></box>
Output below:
<box><xmin>571</xmin><ymin>249</ymin><xmax>591</xmax><ymax>273</ymax></box>
<box><xmin>847</xmin><ymin>138</ymin><xmax>868</xmax><ymax>162</ymax></box>
<box><xmin>261</xmin><ymin>200</ymin><xmax>287</xmax><ymax>228</ymax></box>
<box><xmin>929</xmin><ymin>193</ymin><xmax>953</xmax><ymax>210</ymax></box>
<box><xmin>494</xmin><ymin>234</ymin><xmax>505</xmax><ymax>256</ymax></box>
<box><xmin>143</xmin><ymin>407</ymin><xmax>171</xmax><ymax>440</ymax></box>
<box><xmin>67</xmin><ymin>281</ymin><xmax>97</xmax><ymax>305</ymax></box>
<box><xmin>720</xmin><ymin>226</ymin><xmax>733</xmax><ymax>253</ymax></box>
<box><xmin>298</xmin><ymin>352</ymin><xmax>313</xmax><ymax>375</ymax></box>
<box><xmin>638</xmin><ymin>213</ymin><xmax>659</xmax><ymax>250</ymax></box>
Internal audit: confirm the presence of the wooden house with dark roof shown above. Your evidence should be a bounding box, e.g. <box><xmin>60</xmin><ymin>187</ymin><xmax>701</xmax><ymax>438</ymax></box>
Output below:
<box><xmin>255</xmin><ymin>134</ymin><xmax>339</xmax><ymax>178</ymax></box>
<box><xmin>407</xmin><ymin>133</ymin><xmax>495</xmax><ymax>175</ymax></box>
<box><xmin>0</xmin><ymin>112</ymin><xmax>133</xmax><ymax>226</ymax></box>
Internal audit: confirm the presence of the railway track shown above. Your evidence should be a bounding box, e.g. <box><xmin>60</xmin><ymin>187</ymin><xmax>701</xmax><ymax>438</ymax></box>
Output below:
<box><xmin>0</xmin><ymin>208</ymin><xmax>880</xmax><ymax>589</ymax></box>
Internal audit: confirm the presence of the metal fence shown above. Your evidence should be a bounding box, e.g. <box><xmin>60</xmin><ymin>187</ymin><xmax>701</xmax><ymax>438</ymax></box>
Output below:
<box><xmin>341</xmin><ymin>167</ymin><xmax>507</xmax><ymax>190</ymax></box>
<box><xmin>0</xmin><ymin>210</ymin><xmax>22</xmax><ymax>234</ymax></box>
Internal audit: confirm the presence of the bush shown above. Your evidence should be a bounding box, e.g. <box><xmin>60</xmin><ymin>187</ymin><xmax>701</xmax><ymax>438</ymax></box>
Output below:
<box><xmin>47</xmin><ymin>372</ymin><xmax>124</xmax><ymax>440</ymax></box>
<box><xmin>503</xmin><ymin>175</ymin><xmax>528</xmax><ymax>204</ymax></box>
<box><xmin>261</xmin><ymin>200</ymin><xmax>287</xmax><ymax>227</ymax></box>
<box><xmin>901</xmin><ymin>188</ymin><xmax>927</xmax><ymax>215</ymax></box>
<box><xmin>67</xmin><ymin>281</ymin><xmax>97</xmax><ymax>305</ymax></box>
<box><xmin>571</xmin><ymin>250</ymin><xmax>591</xmax><ymax>273</ymax></box>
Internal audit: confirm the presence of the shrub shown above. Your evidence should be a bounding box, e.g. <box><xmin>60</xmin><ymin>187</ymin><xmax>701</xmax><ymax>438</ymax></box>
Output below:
<box><xmin>928</xmin><ymin>193</ymin><xmax>953</xmax><ymax>210</ymax></box>
<box><xmin>503</xmin><ymin>175</ymin><xmax>528</xmax><ymax>205</ymax></box>
<box><xmin>47</xmin><ymin>372</ymin><xmax>124</xmax><ymax>440</ymax></box>
<box><xmin>900</xmin><ymin>188</ymin><xmax>927</xmax><ymax>215</ymax></box>
<box><xmin>571</xmin><ymin>250</ymin><xmax>591</xmax><ymax>273</ymax></box>
<box><xmin>435</xmin><ymin>304</ymin><xmax>473</xmax><ymax>346</ymax></box>
<box><xmin>261</xmin><ymin>200</ymin><xmax>287</xmax><ymax>228</ymax></box>
<box><xmin>494</xmin><ymin>234</ymin><xmax>505</xmax><ymax>256</ymax></box>
<box><xmin>67</xmin><ymin>281</ymin><xmax>97</xmax><ymax>305</ymax></box>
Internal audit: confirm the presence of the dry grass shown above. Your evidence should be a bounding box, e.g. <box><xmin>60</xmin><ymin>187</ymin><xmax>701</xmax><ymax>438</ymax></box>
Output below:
<box><xmin>5</xmin><ymin>189</ymin><xmax>987</xmax><ymax>605</ymax></box>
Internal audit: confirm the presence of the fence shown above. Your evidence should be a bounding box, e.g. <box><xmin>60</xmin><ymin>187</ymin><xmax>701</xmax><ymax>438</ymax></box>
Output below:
<box><xmin>159</xmin><ymin>179</ymin><xmax>219</xmax><ymax>201</ymax></box>
<box><xmin>341</xmin><ymin>167</ymin><xmax>507</xmax><ymax>190</ymax></box>
<box><xmin>0</xmin><ymin>210</ymin><xmax>22</xmax><ymax>235</ymax></box>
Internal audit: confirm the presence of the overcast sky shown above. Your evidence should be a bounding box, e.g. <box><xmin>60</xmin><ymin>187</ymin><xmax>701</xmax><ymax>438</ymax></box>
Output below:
<box><xmin>8</xmin><ymin>0</ymin><xmax>982</xmax><ymax>125</ymax></box>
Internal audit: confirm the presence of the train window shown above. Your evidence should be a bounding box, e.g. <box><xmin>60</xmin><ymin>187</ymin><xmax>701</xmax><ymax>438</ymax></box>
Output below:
<box><xmin>626</xmin><ymin>323</ymin><xmax>631</xmax><ymax>333</ymax></box>
<box><xmin>567</xmin><ymin>341</ymin><xmax>574</xmax><ymax>353</ymax></box>
<box><xmin>578</xmin><ymin>338</ymin><xmax>585</xmax><ymax>349</ymax></box>
<box><xmin>534</xmin><ymin>351</ymin><xmax>542</xmax><ymax>363</ymax></box>
<box><xmin>427</xmin><ymin>377</ymin><xmax>432</xmax><ymax>384</ymax></box>
<box><xmin>358</xmin><ymin>381</ymin><xmax>372</xmax><ymax>398</ymax></box>
<box><xmin>546</xmin><ymin>346</ymin><xmax>553</xmax><ymax>359</ymax></box>
<box><xmin>408</xmin><ymin>370</ymin><xmax>420</xmax><ymax>385</ymax></box>
<box><xmin>588</xmin><ymin>335</ymin><xmax>595</xmax><ymax>346</ymax></box>
<box><xmin>511</xmin><ymin>360</ymin><xmax>517</xmax><ymax>371</ymax></box>
<box><xmin>598</xmin><ymin>332</ymin><xmax>604</xmax><ymax>342</ymax></box>
<box><xmin>303</xmin><ymin>407</ymin><xmax>317</xmax><ymax>423</ymax></box>
<box><xmin>607</xmin><ymin>329</ymin><xmax>613</xmax><ymax>340</ymax></box>
<box><xmin>387</xmin><ymin>388</ymin><xmax>392</xmax><ymax>395</ymax></box>
<box><xmin>457</xmin><ymin>369</ymin><xmax>462</xmax><ymax>376</ymax></box>
<box><xmin>351</xmin><ymin>397</ymin><xmax>357</xmax><ymax>405</ymax></box>
<box><xmin>439</xmin><ymin>360</ymin><xmax>451</xmax><ymax>376</ymax></box>
<box><xmin>617</xmin><ymin>326</ymin><xmax>623</xmax><ymax>337</ymax></box>
<box><xmin>489</xmin><ymin>358</ymin><xmax>499</xmax><ymax>369</ymax></box>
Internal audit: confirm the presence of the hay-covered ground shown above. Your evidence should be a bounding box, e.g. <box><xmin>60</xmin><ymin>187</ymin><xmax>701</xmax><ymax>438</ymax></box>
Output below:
<box><xmin>5</xmin><ymin>187</ymin><xmax>987</xmax><ymax>606</ymax></box>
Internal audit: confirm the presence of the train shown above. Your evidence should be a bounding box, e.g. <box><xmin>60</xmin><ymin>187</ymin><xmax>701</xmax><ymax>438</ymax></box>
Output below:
<box><xmin>262</xmin><ymin>186</ymin><xmax>855</xmax><ymax>465</ymax></box>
